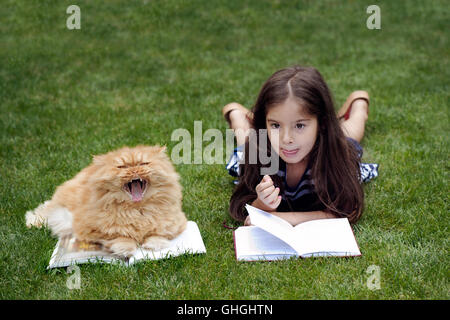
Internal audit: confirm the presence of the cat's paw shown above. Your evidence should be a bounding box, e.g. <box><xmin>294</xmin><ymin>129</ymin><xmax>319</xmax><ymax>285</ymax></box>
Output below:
<box><xmin>25</xmin><ymin>201</ymin><xmax>51</xmax><ymax>228</ymax></box>
<box><xmin>107</xmin><ymin>239</ymin><xmax>137</xmax><ymax>257</ymax></box>
<box><xmin>142</xmin><ymin>236</ymin><xmax>171</xmax><ymax>251</ymax></box>
<box><xmin>25</xmin><ymin>210</ymin><xmax>44</xmax><ymax>228</ymax></box>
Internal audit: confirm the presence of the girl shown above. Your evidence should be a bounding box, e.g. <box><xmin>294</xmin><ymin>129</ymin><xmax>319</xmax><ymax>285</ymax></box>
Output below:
<box><xmin>222</xmin><ymin>66</ymin><xmax>378</xmax><ymax>226</ymax></box>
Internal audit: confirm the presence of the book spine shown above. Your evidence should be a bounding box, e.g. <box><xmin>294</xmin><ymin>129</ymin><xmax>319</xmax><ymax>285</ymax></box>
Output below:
<box><xmin>232</xmin><ymin>230</ymin><xmax>238</xmax><ymax>261</ymax></box>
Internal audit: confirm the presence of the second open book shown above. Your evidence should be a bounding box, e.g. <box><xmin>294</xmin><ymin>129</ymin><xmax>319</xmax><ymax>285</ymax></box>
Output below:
<box><xmin>234</xmin><ymin>205</ymin><xmax>361</xmax><ymax>261</ymax></box>
<box><xmin>48</xmin><ymin>221</ymin><xmax>206</xmax><ymax>268</ymax></box>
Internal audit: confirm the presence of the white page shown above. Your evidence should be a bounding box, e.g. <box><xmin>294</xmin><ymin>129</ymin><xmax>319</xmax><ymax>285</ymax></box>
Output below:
<box><xmin>234</xmin><ymin>226</ymin><xmax>297</xmax><ymax>261</ymax></box>
<box><xmin>245</xmin><ymin>204</ymin><xmax>301</xmax><ymax>251</ymax></box>
<box><xmin>293</xmin><ymin>218</ymin><xmax>361</xmax><ymax>257</ymax></box>
<box><xmin>48</xmin><ymin>235</ymin><xmax>125</xmax><ymax>269</ymax></box>
<box><xmin>48</xmin><ymin>241</ymin><xmax>123</xmax><ymax>269</ymax></box>
<box><xmin>130</xmin><ymin>221</ymin><xmax>206</xmax><ymax>264</ymax></box>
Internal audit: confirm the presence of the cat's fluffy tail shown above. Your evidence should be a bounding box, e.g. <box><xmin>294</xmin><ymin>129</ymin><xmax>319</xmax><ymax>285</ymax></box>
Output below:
<box><xmin>25</xmin><ymin>201</ymin><xmax>73</xmax><ymax>237</ymax></box>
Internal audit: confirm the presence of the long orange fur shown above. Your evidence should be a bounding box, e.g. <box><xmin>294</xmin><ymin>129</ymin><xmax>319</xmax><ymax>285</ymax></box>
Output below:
<box><xmin>25</xmin><ymin>145</ymin><xmax>187</xmax><ymax>256</ymax></box>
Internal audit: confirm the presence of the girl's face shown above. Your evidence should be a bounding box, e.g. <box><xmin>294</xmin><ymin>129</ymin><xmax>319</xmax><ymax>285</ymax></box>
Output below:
<box><xmin>266</xmin><ymin>97</ymin><xmax>318</xmax><ymax>165</ymax></box>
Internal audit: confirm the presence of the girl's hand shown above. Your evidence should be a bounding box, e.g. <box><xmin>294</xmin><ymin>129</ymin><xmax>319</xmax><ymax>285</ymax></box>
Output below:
<box><xmin>254</xmin><ymin>175</ymin><xmax>282</xmax><ymax>211</ymax></box>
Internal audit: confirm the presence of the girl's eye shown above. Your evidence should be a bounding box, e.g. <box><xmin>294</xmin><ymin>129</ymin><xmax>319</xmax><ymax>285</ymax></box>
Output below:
<box><xmin>270</xmin><ymin>123</ymin><xmax>280</xmax><ymax>129</ymax></box>
<box><xmin>296</xmin><ymin>123</ymin><xmax>305</xmax><ymax>129</ymax></box>
<box><xmin>117</xmin><ymin>165</ymin><xmax>127</xmax><ymax>169</ymax></box>
<box><xmin>139</xmin><ymin>162</ymin><xmax>150</xmax><ymax>166</ymax></box>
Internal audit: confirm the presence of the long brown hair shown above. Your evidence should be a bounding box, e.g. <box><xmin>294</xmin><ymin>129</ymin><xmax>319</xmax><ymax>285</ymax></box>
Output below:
<box><xmin>229</xmin><ymin>66</ymin><xmax>364</xmax><ymax>223</ymax></box>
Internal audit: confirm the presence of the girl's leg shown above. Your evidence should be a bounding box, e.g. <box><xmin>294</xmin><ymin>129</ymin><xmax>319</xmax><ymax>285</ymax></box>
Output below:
<box><xmin>222</xmin><ymin>102</ymin><xmax>253</xmax><ymax>146</ymax></box>
<box><xmin>339</xmin><ymin>92</ymin><xmax>369</xmax><ymax>143</ymax></box>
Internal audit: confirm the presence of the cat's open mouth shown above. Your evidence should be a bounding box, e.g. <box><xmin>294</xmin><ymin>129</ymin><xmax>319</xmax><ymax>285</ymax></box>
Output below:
<box><xmin>123</xmin><ymin>178</ymin><xmax>147</xmax><ymax>202</ymax></box>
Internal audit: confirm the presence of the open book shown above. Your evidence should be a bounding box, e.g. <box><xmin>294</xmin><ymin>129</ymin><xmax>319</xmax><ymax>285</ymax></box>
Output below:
<box><xmin>233</xmin><ymin>205</ymin><xmax>361</xmax><ymax>261</ymax></box>
<box><xmin>48</xmin><ymin>221</ymin><xmax>206</xmax><ymax>268</ymax></box>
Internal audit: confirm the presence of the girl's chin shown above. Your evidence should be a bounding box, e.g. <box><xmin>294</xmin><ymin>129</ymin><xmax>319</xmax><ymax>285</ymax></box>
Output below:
<box><xmin>281</xmin><ymin>156</ymin><xmax>303</xmax><ymax>164</ymax></box>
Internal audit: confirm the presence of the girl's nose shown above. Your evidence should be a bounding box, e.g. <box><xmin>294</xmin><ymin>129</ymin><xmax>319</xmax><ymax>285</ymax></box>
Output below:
<box><xmin>281</xmin><ymin>128</ymin><xmax>293</xmax><ymax>144</ymax></box>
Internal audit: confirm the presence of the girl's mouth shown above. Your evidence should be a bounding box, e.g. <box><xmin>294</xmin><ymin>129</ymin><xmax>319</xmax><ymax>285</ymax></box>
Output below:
<box><xmin>281</xmin><ymin>148</ymin><xmax>299</xmax><ymax>157</ymax></box>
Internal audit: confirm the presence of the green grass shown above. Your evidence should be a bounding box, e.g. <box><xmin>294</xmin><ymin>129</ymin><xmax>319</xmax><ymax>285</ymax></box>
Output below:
<box><xmin>0</xmin><ymin>0</ymin><xmax>448</xmax><ymax>299</ymax></box>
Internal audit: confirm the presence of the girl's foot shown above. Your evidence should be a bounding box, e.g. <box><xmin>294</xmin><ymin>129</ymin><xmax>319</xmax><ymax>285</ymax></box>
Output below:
<box><xmin>339</xmin><ymin>91</ymin><xmax>370</xmax><ymax>143</ymax></box>
<box><xmin>222</xmin><ymin>102</ymin><xmax>253</xmax><ymax>128</ymax></box>
<box><xmin>337</xmin><ymin>90</ymin><xmax>370</xmax><ymax>121</ymax></box>
<box><xmin>348</xmin><ymin>98</ymin><xmax>369</xmax><ymax>122</ymax></box>
<box><xmin>222</xmin><ymin>102</ymin><xmax>253</xmax><ymax>146</ymax></box>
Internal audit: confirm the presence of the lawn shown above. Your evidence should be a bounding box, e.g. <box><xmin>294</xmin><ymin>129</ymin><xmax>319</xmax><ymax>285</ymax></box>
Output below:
<box><xmin>0</xmin><ymin>0</ymin><xmax>448</xmax><ymax>299</ymax></box>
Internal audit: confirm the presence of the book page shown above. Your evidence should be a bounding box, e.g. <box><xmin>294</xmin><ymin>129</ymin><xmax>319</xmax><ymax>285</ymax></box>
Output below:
<box><xmin>245</xmin><ymin>204</ymin><xmax>299</xmax><ymax>250</ymax></box>
<box><xmin>48</xmin><ymin>236</ymin><xmax>124</xmax><ymax>269</ymax></box>
<box><xmin>234</xmin><ymin>226</ymin><xmax>297</xmax><ymax>261</ymax></box>
<box><xmin>293</xmin><ymin>218</ymin><xmax>361</xmax><ymax>257</ymax></box>
<box><xmin>130</xmin><ymin>221</ymin><xmax>206</xmax><ymax>264</ymax></box>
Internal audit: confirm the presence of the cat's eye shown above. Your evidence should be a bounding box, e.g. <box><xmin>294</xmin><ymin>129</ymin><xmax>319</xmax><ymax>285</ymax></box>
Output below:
<box><xmin>117</xmin><ymin>163</ymin><xmax>149</xmax><ymax>168</ymax></box>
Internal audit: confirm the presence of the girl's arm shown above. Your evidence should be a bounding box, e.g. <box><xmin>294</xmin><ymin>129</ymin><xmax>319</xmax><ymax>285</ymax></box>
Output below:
<box><xmin>251</xmin><ymin>197</ymin><xmax>336</xmax><ymax>226</ymax></box>
<box><xmin>269</xmin><ymin>210</ymin><xmax>336</xmax><ymax>226</ymax></box>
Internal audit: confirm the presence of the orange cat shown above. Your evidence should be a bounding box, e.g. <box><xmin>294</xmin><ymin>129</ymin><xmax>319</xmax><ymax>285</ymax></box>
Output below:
<box><xmin>25</xmin><ymin>145</ymin><xmax>187</xmax><ymax>257</ymax></box>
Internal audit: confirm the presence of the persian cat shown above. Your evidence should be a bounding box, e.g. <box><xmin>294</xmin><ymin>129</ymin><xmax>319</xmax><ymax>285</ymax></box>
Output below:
<box><xmin>25</xmin><ymin>145</ymin><xmax>187</xmax><ymax>257</ymax></box>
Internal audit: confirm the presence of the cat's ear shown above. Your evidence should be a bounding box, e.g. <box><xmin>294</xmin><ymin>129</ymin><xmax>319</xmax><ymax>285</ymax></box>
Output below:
<box><xmin>159</xmin><ymin>145</ymin><xmax>167</xmax><ymax>153</ymax></box>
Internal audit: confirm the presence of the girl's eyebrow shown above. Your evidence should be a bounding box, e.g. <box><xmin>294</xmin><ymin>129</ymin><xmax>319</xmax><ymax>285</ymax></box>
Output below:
<box><xmin>267</xmin><ymin>118</ymin><xmax>311</xmax><ymax>122</ymax></box>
